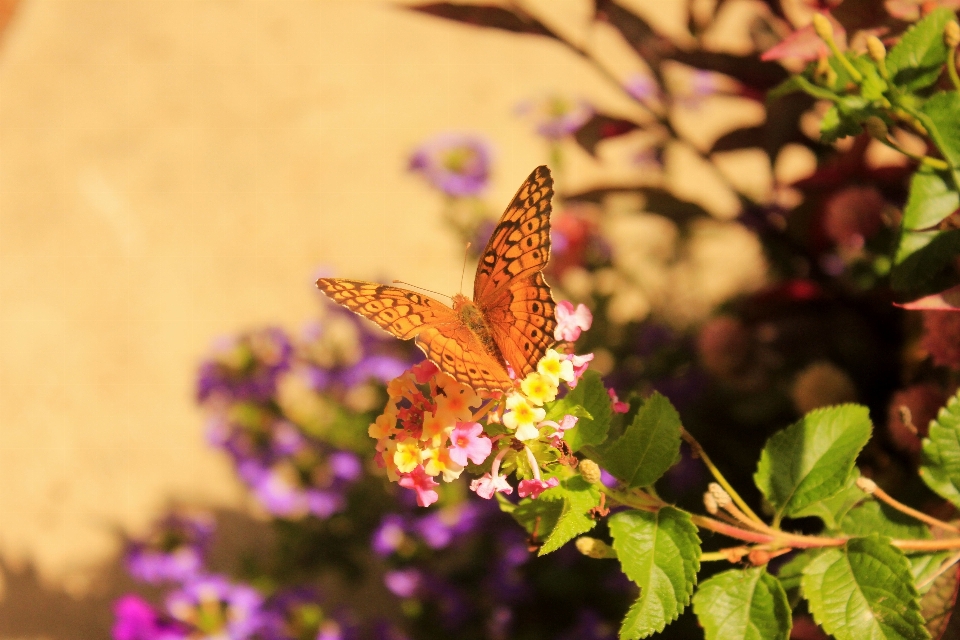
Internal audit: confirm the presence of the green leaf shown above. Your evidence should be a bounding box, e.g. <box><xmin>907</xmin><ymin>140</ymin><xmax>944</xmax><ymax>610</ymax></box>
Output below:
<box><xmin>886</xmin><ymin>7</ymin><xmax>953</xmax><ymax>91</ymax></box>
<box><xmin>777</xmin><ymin>551</ymin><xmax>816</xmax><ymax>608</ymax></box>
<box><xmin>693</xmin><ymin>567</ymin><xmax>792</xmax><ymax>640</ymax></box>
<box><xmin>802</xmin><ymin>535</ymin><xmax>929</xmax><ymax>640</ymax></box>
<box><xmin>546</xmin><ymin>370</ymin><xmax>611</xmax><ymax>452</ymax></box>
<box><xmin>919</xmin><ymin>553</ymin><xmax>959</xmax><ymax>639</ymax></box>
<box><xmin>922</xmin><ymin>92</ymin><xmax>960</xmax><ymax>174</ymax></box>
<box><xmin>921</xmin><ymin>390</ymin><xmax>960</xmax><ymax>509</ymax></box>
<box><xmin>510</xmin><ymin>492</ymin><xmax>562</xmax><ymax>537</ymax></box>
<box><xmin>595</xmin><ymin>392</ymin><xmax>681</xmax><ymax>488</ymax></box>
<box><xmin>537</xmin><ymin>475</ymin><xmax>601</xmax><ymax>555</ymax></box>
<box><xmin>840</xmin><ymin>500</ymin><xmax>932</xmax><ymax>540</ymax></box>
<box><xmin>611</xmin><ymin>508</ymin><xmax>700</xmax><ymax>638</ymax></box>
<box><xmin>754</xmin><ymin>405</ymin><xmax>872</xmax><ymax>523</ymax></box>
<box><xmin>901</xmin><ymin>168</ymin><xmax>960</xmax><ymax>231</ymax></box>
<box><xmin>892</xmin><ymin>228</ymin><xmax>960</xmax><ymax>295</ymax></box>
<box><xmin>820</xmin><ymin>104</ymin><xmax>862</xmax><ymax>143</ymax></box>
<box><xmin>910</xmin><ymin>551</ymin><xmax>950</xmax><ymax>593</ymax></box>
<box><xmin>789</xmin><ymin>467</ymin><xmax>865</xmax><ymax>530</ymax></box>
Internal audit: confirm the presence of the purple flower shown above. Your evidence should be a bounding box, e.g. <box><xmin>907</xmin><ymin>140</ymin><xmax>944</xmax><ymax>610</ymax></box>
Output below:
<box><xmin>196</xmin><ymin>328</ymin><xmax>292</xmax><ymax>403</ymax></box>
<box><xmin>624</xmin><ymin>73</ymin><xmax>660</xmax><ymax>104</ymax></box>
<box><xmin>413</xmin><ymin>502</ymin><xmax>484</xmax><ymax>549</ymax></box>
<box><xmin>259</xmin><ymin>588</ymin><xmax>356</xmax><ymax>640</ymax></box>
<box><xmin>240</xmin><ymin>459</ymin><xmax>347</xmax><ymax>519</ymax></box>
<box><xmin>329</xmin><ymin>451</ymin><xmax>362</xmax><ymax>481</ymax></box>
<box><xmin>166</xmin><ymin>575</ymin><xmax>264</xmax><ymax>639</ymax></box>
<box><xmin>408</xmin><ymin>133</ymin><xmax>493</xmax><ymax>197</ymax></box>
<box><xmin>517</xmin><ymin>95</ymin><xmax>593</xmax><ymax>140</ymax></box>
<box><xmin>112</xmin><ymin>595</ymin><xmax>187</xmax><ymax>640</ymax></box>
<box><xmin>384</xmin><ymin>568</ymin><xmax>422</xmax><ymax>598</ymax></box>
<box><xmin>125</xmin><ymin>513</ymin><xmax>214</xmax><ymax>585</ymax></box>
<box><xmin>372</xmin><ymin>514</ymin><xmax>409</xmax><ymax>556</ymax></box>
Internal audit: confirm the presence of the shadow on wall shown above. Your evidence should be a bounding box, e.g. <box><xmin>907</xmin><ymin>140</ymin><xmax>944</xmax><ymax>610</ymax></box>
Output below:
<box><xmin>0</xmin><ymin>509</ymin><xmax>275</xmax><ymax>638</ymax></box>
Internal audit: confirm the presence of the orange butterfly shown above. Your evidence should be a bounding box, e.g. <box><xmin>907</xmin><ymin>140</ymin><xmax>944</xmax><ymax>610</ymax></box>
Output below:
<box><xmin>317</xmin><ymin>166</ymin><xmax>557</xmax><ymax>392</ymax></box>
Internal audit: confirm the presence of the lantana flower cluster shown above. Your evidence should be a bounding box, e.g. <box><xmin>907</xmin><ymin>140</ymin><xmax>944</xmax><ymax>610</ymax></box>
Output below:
<box><xmin>370</xmin><ymin>301</ymin><xmax>597</xmax><ymax>507</ymax></box>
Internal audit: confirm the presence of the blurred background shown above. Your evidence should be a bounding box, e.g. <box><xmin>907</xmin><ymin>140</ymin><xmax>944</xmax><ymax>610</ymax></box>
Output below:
<box><xmin>0</xmin><ymin>0</ymin><xmax>943</xmax><ymax>637</ymax></box>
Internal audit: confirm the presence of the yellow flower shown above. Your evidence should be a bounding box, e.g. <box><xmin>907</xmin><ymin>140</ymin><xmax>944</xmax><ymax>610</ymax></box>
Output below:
<box><xmin>393</xmin><ymin>438</ymin><xmax>422</xmax><ymax>474</ymax></box>
<box><xmin>421</xmin><ymin>410</ymin><xmax>452</xmax><ymax>441</ymax></box>
<box><xmin>538</xmin><ymin>349</ymin><xmax>574</xmax><ymax>386</ymax></box>
<box><xmin>435</xmin><ymin>375</ymin><xmax>482</xmax><ymax>421</ymax></box>
<box><xmin>422</xmin><ymin>445</ymin><xmax>464</xmax><ymax>482</ymax></box>
<box><xmin>369</xmin><ymin>409</ymin><xmax>397</xmax><ymax>440</ymax></box>
<box><xmin>502</xmin><ymin>393</ymin><xmax>545</xmax><ymax>442</ymax></box>
<box><xmin>520</xmin><ymin>372</ymin><xmax>558</xmax><ymax>406</ymax></box>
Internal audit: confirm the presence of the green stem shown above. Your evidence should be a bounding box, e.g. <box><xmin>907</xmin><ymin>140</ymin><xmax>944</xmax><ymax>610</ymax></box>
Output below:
<box><xmin>948</xmin><ymin>46</ymin><xmax>960</xmax><ymax>92</ymax></box>
<box><xmin>682</xmin><ymin>428</ymin><xmax>763</xmax><ymax>524</ymax></box>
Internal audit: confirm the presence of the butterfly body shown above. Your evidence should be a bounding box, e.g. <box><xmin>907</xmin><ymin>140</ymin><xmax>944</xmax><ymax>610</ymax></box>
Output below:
<box><xmin>317</xmin><ymin>166</ymin><xmax>557</xmax><ymax>392</ymax></box>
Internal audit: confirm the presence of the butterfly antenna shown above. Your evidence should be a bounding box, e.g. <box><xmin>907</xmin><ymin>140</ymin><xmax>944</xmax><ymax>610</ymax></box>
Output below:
<box><xmin>392</xmin><ymin>280</ymin><xmax>453</xmax><ymax>301</ymax></box>
<box><xmin>460</xmin><ymin>242</ymin><xmax>472</xmax><ymax>294</ymax></box>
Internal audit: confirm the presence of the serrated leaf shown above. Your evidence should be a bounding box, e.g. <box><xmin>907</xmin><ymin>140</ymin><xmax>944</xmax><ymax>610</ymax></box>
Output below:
<box><xmin>892</xmin><ymin>228</ymin><xmax>960</xmax><ymax>295</ymax></box>
<box><xmin>693</xmin><ymin>567</ymin><xmax>792</xmax><ymax>640</ymax></box>
<box><xmin>886</xmin><ymin>7</ymin><xmax>953</xmax><ymax>91</ymax></box>
<box><xmin>537</xmin><ymin>475</ymin><xmax>600</xmax><ymax>555</ymax></box>
<box><xmin>789</xmin><ymin>467</ymin><xmax>865</xmax><ymax>530</ymax></box>
<box><xmin>921</xmin><ymin>390</ymin><xmax>960</xmax><ymax>508</ymax></box>
<box><xmin>922</xmin><ymin>92</ymin><xmax>960</xmax><ymax>177</ymax></box>
<box><xmin>840</xmin><ymin>500</ymin><xmax>932</xmax><ymax>540</ymax></box>
<box><xmin>547</xmin><ymin>370</ymin><xmax>611</xmax><ymax>452</ymax></box>
<box><xmin>802</xmin><ymin>534</ymin><xmax>928</xmax><ymax>640</ymax></box>
<box><xmin>754</xmin><ymin>405</ymin><xmax>872</xmax><ymax>523</ymax></box>
<box><xmin>902</xmin><ymin>168</ymin><xmax>960</xmax><ymax>231</ymax></box>
<box><xmin>919</xmin><ymin>553</ymin><xmax>960</xmax><ymax>639</ymax></box>
<box><xmin>510</xmin><ymin>492</ymin><xmax>562</xmax><ymax>538</ymax></box>
<box><xmin>777</xmin><ymin>551</ymin><xmax>816</xmax><ymax>608</ymax></box>
<box><xmin>595</xmin><ymin>392</ymin><xmax>681</xmax><ymax>488</ymax></box>
<box><xmin>610</xmin><ymin>508</ymin><xmax>700</xmax><ymax>639</ymax></box>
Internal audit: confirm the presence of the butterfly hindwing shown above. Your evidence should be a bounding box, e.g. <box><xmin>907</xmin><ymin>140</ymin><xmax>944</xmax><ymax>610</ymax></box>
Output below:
<box><xmin>481</xmin><ymin>272</ymin><xmax>556</xmax><ymax>379</ymax></box>
<box><xmin>414</xmin><ymin>326</ymin><xmax>513</xmax><ymax>391</ymax></box>
<box><xmin>474</xmin><ymin>165</ymin><xmax>553</xmax><ymax>304</ymax></box>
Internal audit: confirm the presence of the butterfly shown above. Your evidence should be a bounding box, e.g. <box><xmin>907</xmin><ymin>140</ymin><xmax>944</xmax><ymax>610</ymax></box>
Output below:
<box><xmin>316</xmin><ymin>166</ymin><xmax>557</xmax><ymax>392</ymax></box>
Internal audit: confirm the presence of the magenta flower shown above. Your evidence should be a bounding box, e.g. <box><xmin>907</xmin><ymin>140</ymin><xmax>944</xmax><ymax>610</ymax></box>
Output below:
<box><xmin>470</xmin><ymin>472</ymin><xmax>514</xmax><ymax>500</ymax></box>
<box><xmin>567</xmin><ymin>353</ymin><xmax>595</xmax><ymax>388</ymax></box>
<box><xmin>398</xmin><ymin>465</ymin><xmax>440</xmax><ymax>507</ymax></box>
<box><xmin>384</xmin><ymin>568</ymin><xmax>422</xmax><ymax>599</ymax></box>
<box><xmin>112</xmin><ymin>595</ymin><xmax>187</xmax><ymax>640</ymax></box>
<box><xmin>608</xmin><ymin>388</ymin><xmax>629</xmax><ymax>414</ymax></box>
<box><xmin>554</xmin><ymin>301</ymin><xmax>593</xmax><ymax>342</ymax></box>
<box><xmin>408</xmin><ymin>133</ymin><xmax>493</xmax><ymax>197</ymax></box>
<box><xmin>518</xmin><ymin>477</ymin><xmax>559</xmax><ymax>499</ymax></box>
<box><xmin>447</xmin><ymin>422</ymin><xmax>492</xmax><ymax>466</ymax></box>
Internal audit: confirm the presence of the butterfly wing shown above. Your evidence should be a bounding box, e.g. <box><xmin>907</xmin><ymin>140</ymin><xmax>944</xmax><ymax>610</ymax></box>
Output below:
<box><xmin>474</xmin><ymin>166</ymin><xmax>558</xmax><ymax>379</ymax></box>
<box><xmin>316</xmin><ymin>278</ymin><xmax>512</xmax><ymax>390</ymax></box>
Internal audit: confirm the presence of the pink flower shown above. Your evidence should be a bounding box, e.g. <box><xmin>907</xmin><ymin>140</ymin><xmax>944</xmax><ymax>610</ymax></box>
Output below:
<box><xmin>554</xmin><ymin>301</ymin><xmax>593</xmax><ymax>342</ymax></box>
<box><xmin>760</xmin><ymin>13</ymin><xmax>845</xmax><ymax>62</ymax></box>
<box><xmin>558</xmin><ymin>414</ymin><xmax>578</xmax><ymax>431</ymax></box>
<box><xmin>518</xmin><ymin>477</ymin><xmax>559</xmax><ymax>499</ymax></box>
<box><xmin>567</xmin><ymin>353</ymin><xmax>594</xmax><ymax>388</ymax></box>
<box><xmin>448</xmin><ymin>422</ymin><xmax>492</xmax><ymax>466</ymax></box>
<box><xmin>398</xmin><ymin>465</ymin><xmax>440</xmax><ymax>507</ymax></box>
<box><xmin>608</xmin><ymin>388</ymin><xmax>629</xmax><ymax>414</ymax></box>
<box><xmin>470</xmin><ymin>473</ymin><xmax>513</xmax><ymax>500</ymax></box>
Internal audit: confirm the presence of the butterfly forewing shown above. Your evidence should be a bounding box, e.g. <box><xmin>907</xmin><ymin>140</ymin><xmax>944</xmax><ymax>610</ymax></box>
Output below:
<box><xmin>315</xmin><ymin>278</ymin><xmax>513</xmax><ymax>391</ymax></box>
<box><xmin>473</xmin><ymin>165</ymin><xmax>553</xmax><ymax>303</ymax></box>
<box><xmin>474</xmin><ymin>166</ymin><xmax>557</xmax><ymax>378</ymax></box>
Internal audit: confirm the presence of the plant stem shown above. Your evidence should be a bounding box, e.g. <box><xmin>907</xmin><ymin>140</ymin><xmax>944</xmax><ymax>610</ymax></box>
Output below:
<box><xmin>869</xmin><ymin>484</ymin><xmax>960</xmax><ymax>534</ymax></box>
<box><xmin>682</xmin><ymin>428</ymin><xmax>764</xmax><ymax>524</ymax></box>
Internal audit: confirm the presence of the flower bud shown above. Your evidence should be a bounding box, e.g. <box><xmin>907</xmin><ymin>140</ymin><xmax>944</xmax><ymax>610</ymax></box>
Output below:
<box><xmin>708</xmin><ymin>482</ymin><xmax>732</xmax><ymax>509</ymax></box>
<box><xmin>703</xmin><ymin>491</ymin><xmax>719</xmax><ymax>515</ymax></box>
<box><xmin>748</xmin><ymin>549</ymin><xmax>772</xmax><ymax>566</ymax></box>
<box><xmin>812</xmin><ymin>13</ymin><xmax>834</xmax><ymax>43</ymax></box>
<box><xmin>579</xmin><ymin>459</ymin><xmax>602</xmax><ymax>485</ymax></box>
<box><xmin>864</xmin><ymin>116</ymin><xmax>889</xmax><ymax>141</ymax></box>
<box><xmin>866</xmin><ymin>36</ymin><xmax>886</xmax><ymax>62</ymax></box>
<box><xmin>946</xmin><ymin>21</ymin><xmax>960</xmax><ymax>49</ymax></box>
<box><xmin>855</xmin><ymin>477</ymin><xmax>877</xmax><ymax>494</ymax></box>
<box><xmin>575</xmin><ymin>536</ymin><xmax>616</xmax><ymax>559</ymax></box>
